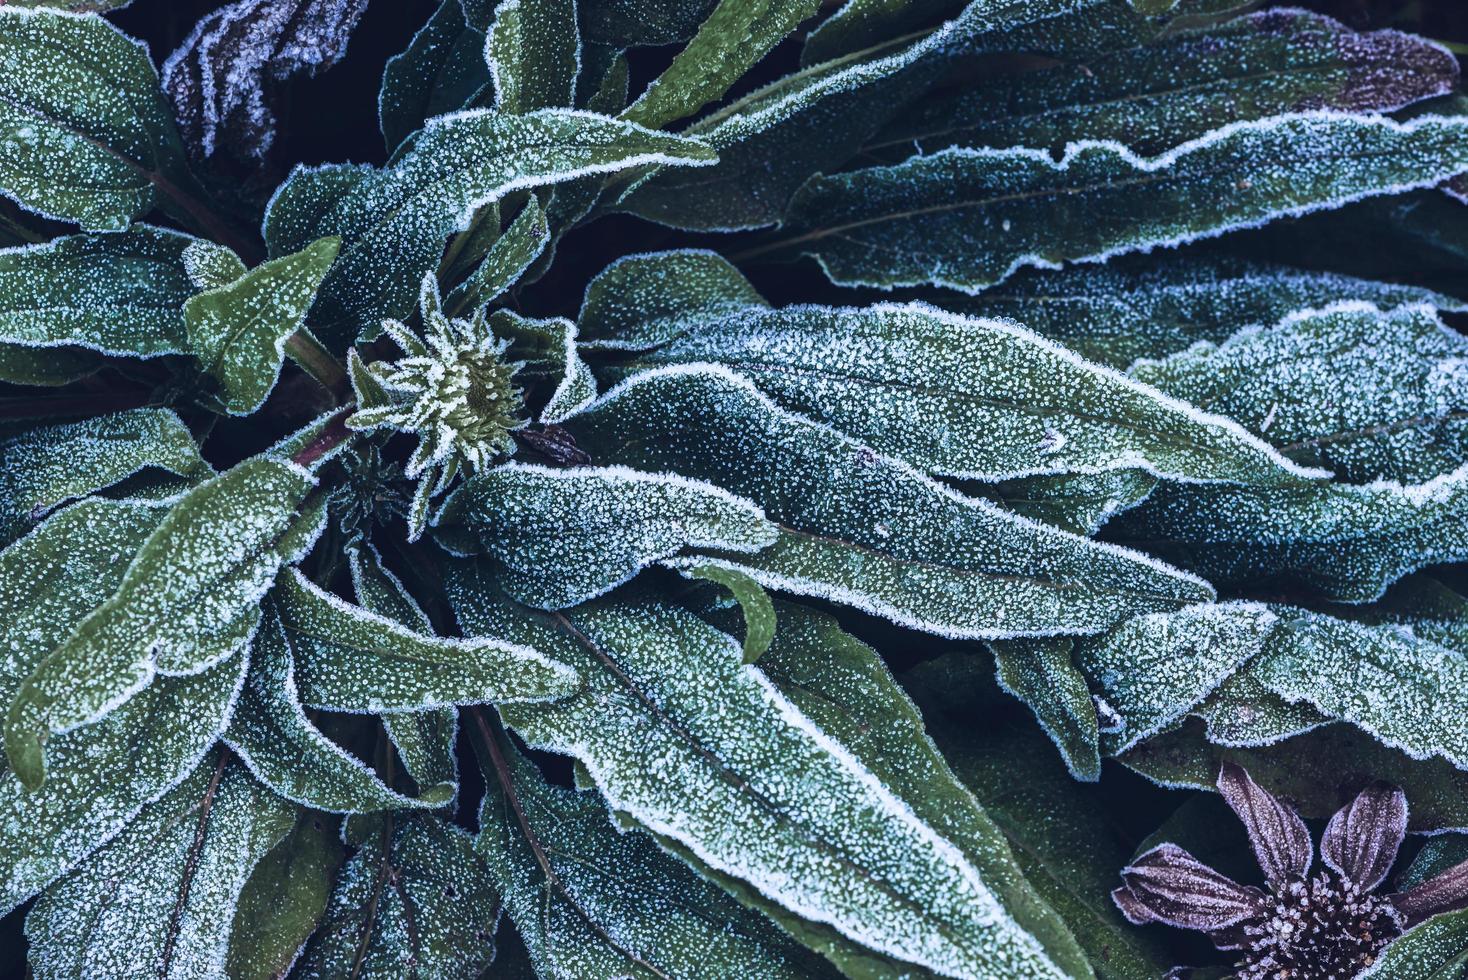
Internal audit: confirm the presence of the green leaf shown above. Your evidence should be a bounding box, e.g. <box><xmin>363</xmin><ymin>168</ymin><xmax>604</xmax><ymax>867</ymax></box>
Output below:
<box><xmin>991</xmin><ymin>637</ymin><xmax>1102</xmax><ymax>781</ymax></box>
<box><xmin>621</xmin><ymin>0</ymin><xmax>820</xmax><ymax>131</ymax></box>
<box><xmin>0</xmin><ymin>409</ymin><xmax>206</xmax><ymax>545</ymax></box>
<box><xmin>581</xmin><ymin>0</ymin><xmax>716</xmax><ymax>46</ymax></box>
<box><xmin>932</xmin><ymin>254</ymin><xmax>1467</xmax><ymax>370</ymax></box>
<box><xmin>682</xmin><ymin>564</ymin><xmax>777</xmax><ymax>663</ymax></box>
<box><xmin>577</xmin><ymin>248</ymin><xmax>767</xmax><ymax>350</ymax></box>
<box><xmin>771</xmin><ymin>113</ymin><xmax>1468</xmax><ymax>292</ymax></box>
<box><xmin>444</xmin><ymin>196</ymin><xmax>549</xmax><ymax>315</ymax></box>
<box><xmin>293</xmin><ymin>813</ymin><xmax>500</xmax><ymax>979</ymax></box>
<box><xmin>227</xmin><ymin>813</ymin><xmax>345</xmax><ymax>980</ymax></box>
<box><xmin>873</xmin><ymin>9</ymin><xmax>1459</xmax><ymax>159</ymax></box>
<box><xmin>181</xmin><ymin>239</ymin><xmax>247</xmax><ymax>291</ymax></box>
<box><xmin>184</xmin><ymin>237</ymin><xmax>340</xmax><ymax>416</ymax></box>
<box><xmin>264</xmin><ymin>108</ymin><xmax>715</xmax><ymax>346</ymax></box>
<box><xmin>566</xmin><ymin>365</ymin><xmax>1213</xmax><ymax>639</ymax></box>
<box><xmin>473</xmin><ymin>717</ymin><xmax>828</xmax><ymax>978</ymax></box>
<box><xmin>0</xmin><ymin>9</ymin><xmax>191</xmax><ymax>230</ymax></box>
<box><xmin>24</xmin><ymin>754</ymin><xmax>295</xmax><ymax>980</ymax></box>
<box><xmin>801</xmin><ymin>0</ymin><xmax>960</xmax><ymax>66</ymax></box>
<box><xmin>275</xmin><ymin>566</ymin><xmax>579</xmax><ymax>712</ymax></box>
<box><xmin>1129</xmin><ymin>301</ymin><xmax>1468</xmax><ymax>483</ymax></box>
<box><xmin>225</xmin><ymin>605</ymin><xmax>454</xmax><ymax>813</ymax></box>
<box><xmin>445</xmin><ymin>574</ymin><xmax>1087</xmax><ymax>979</ymax></box>
<box><xmin>615</xmin><ymin>301</ymin><xmax>1326</xmax><ymax>484</ymax></box>
<box><xmin>486</xmin><ymin>0</ymin><xmax>580</xmax><ymax>114</ymax></box>
<box><xmin>487</xmin><ymin>309</ymin><xmax>595</xmax><ymax>422</ymax></box>
<box><xmin>3</xmin><ymin>458</ymin><xmax>319</xmax><ymax>790</ymax></box>
<box><xmin>994</xmin><ymin>470</ymin><xmax>1158</xmax><ymax>536</ymax></box>
<box><xmin>1108</xmin><ymin>463</ymin><xmax>1468</xmax><ymax>601</ymax></box>
<box><xmin>0</xmin><ymin>343</ymin><xmax>100</xmax><ymax>386</ymax></box>
<box><xmin>379</xmin><ymin>0</ymin><xmax>496</xmax><ymax>153</ymax></box>
<box><xmin>438</xmin><ymin>462</ymin><xmax>777</xmax><ymax>609</ymax></box>
<box><xmin>0</xmin><ymin>226</ymin><xmax>203</xmax><ymax>357</ymax></box>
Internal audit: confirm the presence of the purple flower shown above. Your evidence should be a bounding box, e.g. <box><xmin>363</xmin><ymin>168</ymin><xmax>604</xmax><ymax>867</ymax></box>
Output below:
<box><xmin>1113</xmin><ymin>762</ymin><xmax>1468</xmax><ymax>978</ymax></box>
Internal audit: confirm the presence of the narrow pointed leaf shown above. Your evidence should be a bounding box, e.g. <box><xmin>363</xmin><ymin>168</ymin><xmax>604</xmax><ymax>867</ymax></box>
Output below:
<box><xmin>486</xmin><ymin>0</ymin><xmax>580</xmax><ymax>114</ymax></box>
<box><xmin>991</xmin><ymin>637</ymin><xmax>1103</xmax><ymax>781</ymax></box>
<box><xmin>444</xmin><ymin>196</ymin><xmax>548</xmax><ymax>315</ymax></box>
<box><xmin>682</xmin><ymin>564</ymin><xmax>777</xmax><ymax>663</ymax></box>
<box><xmin>802</xmin><ymin>0</ymin><xmax>959</xmax><ymax>66</ymax></box>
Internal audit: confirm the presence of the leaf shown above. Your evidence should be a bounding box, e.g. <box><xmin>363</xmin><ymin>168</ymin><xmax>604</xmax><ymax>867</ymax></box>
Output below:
<box><xmin>0</xmin><ymin>409</ymin><xmax>206</xmax><ymax>544</ymax></box>
<box><xmin>444</xmin><ymin>573</ymin><xmax>1087</xmax><ymax>979</ymax></box>
<box><xmin>566</xmin><ymin>364</ymin><xmax>1214</xmax><ymax>639</ymax></box>
<box><xmin>264</xmin><ymin>108</ymin><xmax>716</xmax><ymax>345</ymax></box>
<box><xmin>293</xmin><ymin>813</ymin><xmax>500</xmax><ymax>979</ymax></box>
<box><xmin>379</xmin><ymin>0</ymin><xmax>495</xmax><ymax>154</ymax></box>
<box><xmin>577</xmin><ymin>248</ymin><xmax>767</xmax><ymax>350</ymax></box>
<box><xmin>801</xmin><ymin>0</ymin><xmax>960</xmax><ymax>66</ymax></box>
<box><xmin>184</xmin><ymin>237</ymin><xmax>340</xmax><ymax>415</ymax></box>
<box><xmin>472</xmin><ymin>715</ymin><xmax>829</xmax><ymax>979</ymax></box>
<box><xmin>873</xmin><ymin>9</ymin><xmax>1460</xmax><ymax>159</ymax></box>
<box><xmin>991</xmin><ymin>637</ymin><xmax>1103</xmax><ymax>781</ymax></box>
<box><xmin>487</xmin><ymin>310</ymin><xmax>595</xmax><ymax>423</ymax></box>
<box><xmin>1107</xmin><ymin>462</ymin><xmax>1468</xmax><ymax>601</ymax></box>
<box><xmin>682</xmin><ymin>564</ymin><xmax>777</xmax><ymax>663</ymax></box>
<box><xmin>437</xmin><ymin>461</ymin><xmax>777</xmax><ymax>609</ymax></box>
<box><xmin>24</xmin><ymin>753</ymin><xmax>295</xmax><ymax>980</ymax></box>
<box><xmin>0</xmin><ymin>226</ymin><xmax>205</xmax><ymax>357</ymax></box>
<box><xmin>933</xmin><ymin>254</ymin><xmax>1467</xmax><ymax>370</ymax></box>
<box><xmin>903</xmin><ymin>652</ymin><xmax>1179</xmax><ymax>980</ymax></box>
<box><xmin>182</xmin><ymin>239</ymin><xmax>248</xmax><ymax>290</ymax></box>
<box><xmin>1364</xmin><ymin>908</ymin><xmax>1468</xmax><ymax>978</ymax></box>
<box><xmin>580</xmin><ymin>0</ymin><xmax>716</xmax><ymax>47</ymax></box>
<box><xmin>486</xmin><ymin>0</ymin><xmax>580</xmax><ymax>114</ymax></box>
<box><xmin>3</xmin><ymin>458</ymin><xmax>319</xmax><ymax>790</ymax></box>
<box><xmin>1129</xmin><ymin>301</ymin><xmax>1468</xmax><ymax>483</ymax></box>
<box><xmin>621</xmin><ymin>0</ymin><xmax>820</xmax><ymax>131</ymax></box>
<box><xmin>227</xmin><ymin>811</ymin><xmax>346</xmax><ymax>980</ymax></box>
<box><xmin>0</xmin><ymin>343</ymin><xmax>100</xmax><ymax>387</ymax></box>
<box><xmin>161</xmin><ymin>0</ymin><xmax>371</xmax><ymax>161</ymax></box>
<box><xmin>275</xmin><ymin>566</ymin><xmax>579</xmax><ymax>712</ymax></box>
<box><xmin>0</xmin><ymin>9</ymin><xmax>192</xmax><ymax>230</ymax></box>
<box><xmin>615</xmin><ymin>301</ymin><xmax>1326</xmax><ymax>484</ymax></box>
<box><xmin>994</xmin><ymin>470</ymin><xmax>1158</xmax><ymax>536</ymax></box>
<box><xmin>444</xmin><ymin>196</ymin><xmax>548</xmax><ymax>315</ymax></box>
<box><xmin>224</xmin><ymin>605</ymin><xmax>455</xmax><ymax>813</ymax></box>
<box><xmin>771</xmin><ymin>113</ymin><xmax>1468</xmax><ymax>293</ymax></box>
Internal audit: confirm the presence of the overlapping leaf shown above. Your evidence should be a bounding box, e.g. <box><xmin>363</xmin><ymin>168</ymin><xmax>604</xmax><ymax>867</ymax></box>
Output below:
<box><xmin>486</xmin><ymin>0</ymin><xmax>580</xmax><ymax>114</ymax></box>
<box><xmin>379</xmin><ymin>0</ymin><xmax>495</xmax><ymax>153</ymax></box>
<box><xmin>578</xmin><ymin>248</ymin><xmax>767</xmax><ymax>349</ymax></box>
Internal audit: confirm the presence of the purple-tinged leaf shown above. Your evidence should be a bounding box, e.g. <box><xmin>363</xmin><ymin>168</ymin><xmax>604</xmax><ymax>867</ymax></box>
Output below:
<box><xmin>1217</xmin><ymin>760</ymin><xmax>1312</xmax><ymax>887</ymax></box>
<box><xmin>1322</xmin><ymin>782</ymin><xmax>1408</xmax><ymax>891</ymax></box>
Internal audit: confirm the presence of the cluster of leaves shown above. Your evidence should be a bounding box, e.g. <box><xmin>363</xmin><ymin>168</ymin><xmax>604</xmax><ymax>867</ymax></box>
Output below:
<box><xmin>1</xmin><ymin>0</ymin><xmax>1468</xmax><ymax>977</ymax></box>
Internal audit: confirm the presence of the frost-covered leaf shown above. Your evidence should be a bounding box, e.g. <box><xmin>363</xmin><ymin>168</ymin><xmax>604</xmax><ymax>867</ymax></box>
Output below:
<box><xmin>225</xmin><ymin>605</ymin><xmax>454</xmax><ymax>813</ymax></box>
<box><xmin>25</xmin><ymin>753</ymin><xmax>294</xmax><ymax>980</ymax></box>
<box><xmin>0</xmin><ymin>409</ymin><xmax>206</xmax><ymax>545</ymax></box>
<box><xmin>772</xmin><ymin>113</ymin><xmax>1468</xmax><ymax>293</ymax></box>
<box><xmin>1108</xmin><ymin>463</ymin><xmax>1468</xmax><ymax>601</ymax></box>
<box><xmin>379</xmin><ymin>0</ymin><xmax>495</xmax><ymax>153</ymax></box>
<box><xmin>293</xmin><ymin>813</ymin><xmax>500</xmax><ymax>978</ymax></box>
<box><xmin>0</xmin><ymin>9</ymin><xmax>192</xmax><ymax>230</ymax></box>
<box><xmin>0</xmin><ymin>343</ymin><xmax>100</xmax><ymax>387</ymax></box>
<box><xmin>1129</xmin><ymin>301</ymin><xmax>1468</xmax><ymax>483</ymax></box>
<box><xmin>3</xmin><ymin>458</ymin><xmax>318</xmax><ymax>790</ymax></box>
<box><xmin>227</xmin><ymin>810</ymin><xmax>344</xmax><ymax>980</ymax></box>
<box><xmin>472</xmin><ymin>714</ymin><xmax>830</xmax><ymax>979</ymax></box>
<box><xmin>874</xmin><ymin>9</ymin><xmax>1460</xmax><ymax>159</ymax></box>
<box><xmin>579</xmin><ymin>0</ymin><xmax>715</xmax><ymax>47</ymax></box>
<box><xmin>566</xmin><ymin>364</ymin><xmax>1213</xmax><ymax>638</ymax></box>
<box><xmin>0</xmin><ymin>226</ymin><xmax>204</xmax><ymax>357</ymax></box>
<box><xmin>275</xmin><ymin>566</ymin><xmax>578</xmax><ymax>712</ymax></box>
<box><xmin>801</xmin><ymin>0</ymin><xmax>959</xmax><ymax>66</ymax></box>
<box><xmin>444</xmin><ymin>197</ymin><xmax>548</xmax><ymax>316</ymax></box>
<box><xmin>577</xmin><ymin>248</ymin><xmax>767</xmax><ymax>350</ymax></box>
<box><xmin>488</xmin><ymin>310</ymin><xmax>595</xmax><ymax>423</ymax></box>
<box><xmin>184</xmin><ymin>237</ymin><xmax>339</xmax><ymax>416</ymax></box>
<box><xmin>162</xmin><ymin>0</ymin><xmax>371</xmax><ymax>161</ymax></box>
<box><xmin>182</xmin><ymin>239</ymin><xmax>248</xmax><ymax>291</ymax></box>
<box><xmin>615</xmin><ymin>301</ymin><xmax>1325</xmax><ymax>484</ymax></box>
<box><xmin>995</xmin><ymin>470</ymin><xmax>1158</xmax><ymax>536</ymax></box>
<box><xmin>438</xmin><ymin>462</ymin><xmax>776</xmax><ymax>609</ymax></box>
<box><xmin>264</xmin><ymin>108</ymin><xmax>715</xmax><ymax>345</ymax></box>
<box><xmin>682</xmin><ymin>564</ymin><xmax>777</xmax><ymax>663</ymax></box>
<box><xmin>621</xmin><ymin>0</ymin><xmax>820</xmax><ymax>131</ymax></box>
<box><xmin>486</xmin><ymin>0</ymin><xmax>580</xmax><ymax>114</ymax></box>
<box><xmin>933</xmin><ymin>254</ymin><xmax>1468</xmax><ymax>370</ymax></box>
<box><xmin>1361</xmin><ymin>906</ymin><xmax>1468</xmax><ymax>978</ymax></box>
<box><xmin>446</xmin><ymin>574</ymin><xmax>1087</xmax><ymax>979</ymax></box>
<box><xmin>991</xmin><ymin>637</ymin><xmax>1103</xmax><ymax>781</ymax></box>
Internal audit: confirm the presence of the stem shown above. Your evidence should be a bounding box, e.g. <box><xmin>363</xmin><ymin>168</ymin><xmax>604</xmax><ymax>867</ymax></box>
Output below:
<box><xmin>285</xmin><ymin>330</ymin><xmax>350</xmax><ymax>400</ymax></box>
<box><xmin>291</xmin><ymin>406</ymin><xmax>356</xmax><ymax>469</ymax></box>
<box><xmin>149</xmin><ymin>170</ymin><xmax>265</xmax><ymax>266</ymax></box>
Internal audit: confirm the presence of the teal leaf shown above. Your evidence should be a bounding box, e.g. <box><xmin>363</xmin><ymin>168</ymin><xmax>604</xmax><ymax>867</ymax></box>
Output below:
<box><xmin>681</xmin><ymin>564</ymin><xmax>777</xmax><ymax>663</ymax></box>
<box><xmin>801</xmin><ymin>0</ymin><xmax>959</xmax><ymax>66</ymax></box>
<box><xmin>1362</xmin><ymin>908</ymin><xmax>1468</xmax><ymax>978</ymax></box>
<box><xmin>184</xmin><ymin>237</ymin><xmax>340</xmax><ymax>416</ymax></box>
<box><xmin>0</xmin><ymin>9</ymin><xmax>191</xmax><ymax>230</ymax></box>
<box><xmin>577</xmin><ymin>248</ymin><xmax>767</xmax><ymax>350</ymax></box>
<box><xmin>580</xmin><ymin>0</ymin><xmax>715</xmax><ymax>47</ymax></box>
<box><xmin>991</xmin><ymin>637</ymin><xmax>1103</xmax><ymax>781</ymax></box>
<box><xmin>567</xmin><ymin>364</ymin><xmax>1213</xmax><ymax>638</ymax></box>
<box><xmin>24</xmin><ymin>754</ymin><xmax>294</xmax><ymax>980</ymax></box>
<box><xmin>180</xmin><ymin>239</ymin><xmax>247</xmax><ymax>291</ymax></box>
<box><xmin>437</xmin><ymin>462</ymin><xmax>777</xmax><ymax>609</ymax></box>
<box><xmin>444</xmin><ymin>196</ymin><xmax>549</xmax><ymax>316</ymax></box>
<box><xmin>264</xmin><ymin>108</ymin><xmax>716</xmax><ymax>346</ymax></box>
<box><xmin>0</xmin><ymin>226</ymin><xmax>203</xmax><ymax>357</ymax></box>
<box><xmin>275</xmin><ymin>566</ymin><xmax>579</xmax><ymax>712</ymax></box>
<box><xmin>486</xmin><ymin>0</ymin><xmax>580</xmax><ymax>114</ymax></box>
<box><xmin>616</xmin><ymin>301</ymin><xmax>1326</xmax><ymax>484</ymax></box>
<box><xmin>224</xmin><ymin>605</ymin><xmax>455</xmax><ymax>813</ymax></box>
<box><xmin>995</xmin><ymin>470</ymin><xmax>1158</xmax><ymax>536</ymax></box>
<box><xmin>293</xmin><ymin>813</ymin><xmax>501</xmax><ymax>978</ymax></box>
<box><xmin>772</xmin><ymin>113</ymin><xmax>1468</xmax><ymax>292</ymax></box>
<box><xmin>379</xmin><ymin>0</ymin><xmax>495</xmax><ymax>153</ymax></box>
<box><xmin>4</xmin><ymin>458</ymin><xmax>319</xmax><ymax>790</ymax></box>
<box><xmin>445</xmin><ymin>574</ymin><xmax>1087</xmax><ymax>979</ymax></box>
<box><xmin>0</xmin><ymin>409</ymin><xmax>207</xmax><ymax>545</ymax></box>
<box><xmin>487</xmin><ymin>309</ymin><xmax>595</xmax><ymax>423</ymax></box>
<box><xmin>262</xmin><ymin>162</ymin><xmax>374</xmax><ymax>259</ymax></box>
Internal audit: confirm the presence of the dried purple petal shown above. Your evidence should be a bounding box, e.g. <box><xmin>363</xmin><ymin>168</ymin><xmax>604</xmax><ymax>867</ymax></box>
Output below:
<box><xmin>1321</xmin><ymin>781</ymin><xmax>1407</xmax><ymax>891</ymax></box>
<box><xmin>1390</xmin><ymin>857</ymin><xmax>1468</xmax><ymax>927</ymax></box>
<box><xmin>1216</xmin><ymin>760</ymin><xmax>1312</xmax><ymax>887</ymax></box>
<box><xmin>1115</xmin><ymin>843</ymin><xmax>1269</xmax><ymax>932</ymax></box>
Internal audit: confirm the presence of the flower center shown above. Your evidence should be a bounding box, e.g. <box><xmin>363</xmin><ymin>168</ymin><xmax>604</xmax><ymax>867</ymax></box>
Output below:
<box><xmin>1237</xmin><ymin>872</ymin><xmax>1403</xmax><ymax>980</ymax></box>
